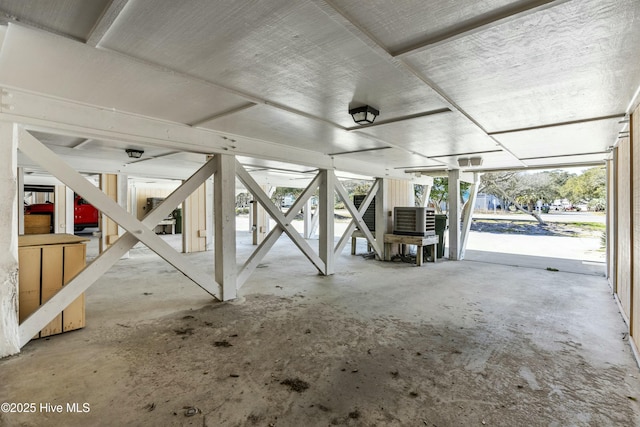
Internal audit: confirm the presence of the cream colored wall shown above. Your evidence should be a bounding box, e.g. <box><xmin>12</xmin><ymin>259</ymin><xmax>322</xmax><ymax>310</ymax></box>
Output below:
<box><xmin>632</xmin><ymin>108</ymin><xmax>640</xmax><ymax>345</ymax></box>
<box><xmin>183</xmin><ymin>182</ymin><xmax>207</xmax><ymax>253</ymax></box>
<box><xmin>613</xmin><ymin>103</ymin><xmax>640</xmax><ymax>351</ymax></box>
<box><xmin>135</xmin><ymin>185</ymin><xmax>176</xmax><ymax>220</ymax></box>
<box><xmin>99</xmin><ymin>174</ymin><xmax>119</xmax><ymax>252</ymax></box>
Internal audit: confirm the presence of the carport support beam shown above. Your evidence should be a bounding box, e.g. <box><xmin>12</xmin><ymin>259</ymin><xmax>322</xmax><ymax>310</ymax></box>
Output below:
<box><xmin>53</xmin><ymin>185</ymin><xmax>74</xmax><ymax>234</ymax></box>
<box><xmin>17</xmin><ymin>167</ymin><xmax>24</xmax><ymax>234</ymax></box>
<box><xmin>0</xmin><ymin>122</ymin><xmax>20</xmax><ymax>358</ymax></box>
<box><xmin>448</xmin><ymin>169</ymin><xmax>461</xmax><ymax>260</ymax></box>
<box><xmin>459</xmin><ymin>173</ymin><xmax>480</xmax><ymax>260</ymax></box>
<box><xmin>214</xmin><ymin>154</ymin><xmax>237</xmax><ymax>300</ymax></box>
<box><xmin>304</xmin><ymin>198</ymin><xmax>313</xmax><ymax>238</ymax></box>
<box><xmin>319</xmin><ymin>169</ymin><xmax>335</xmax><ymax>275</ymax></box>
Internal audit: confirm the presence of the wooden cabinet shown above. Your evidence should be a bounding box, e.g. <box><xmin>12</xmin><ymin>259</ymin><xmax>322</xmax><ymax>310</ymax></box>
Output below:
<box><xmin>18</xmin><ymin>234</ymin><xmax>88</xmax><ymax>338</ymax></box>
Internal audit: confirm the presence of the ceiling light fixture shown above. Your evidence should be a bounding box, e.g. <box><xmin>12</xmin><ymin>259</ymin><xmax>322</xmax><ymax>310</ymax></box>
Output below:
<box><xmin>125</xmin><ymin>148</ymin><xmax>144</xmax><ymax>159</ymax></box>
<box><xmin>457</xmin><ymin>157</ymin><xmax>483</xmax><ymax>167</ymax></box>
<box><xmin>349</xmin><ymin>105</ymin><xmax>379</xmax><ymax>125</ymax></box>
<box><xmin>469</xmin><ymin>157</ymin><xmax>483</xmax><ymax>166</ymax></box>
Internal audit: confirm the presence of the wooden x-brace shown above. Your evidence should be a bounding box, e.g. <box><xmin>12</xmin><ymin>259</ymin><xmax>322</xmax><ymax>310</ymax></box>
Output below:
<box><xmin>17</xmin><ymin>129</ymin><xmax>219</xmax><ymax>346</ymax></box>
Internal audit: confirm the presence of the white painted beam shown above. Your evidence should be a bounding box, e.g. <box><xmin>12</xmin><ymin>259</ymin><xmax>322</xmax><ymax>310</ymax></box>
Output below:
<box><xmin>319</xmin><ymin>170</ymin><xmax>336</xmax><ymax>275</ymax></box>
<box><xmin>252</xmin><ymin>185</ymin><xmax>273</xmax><ymax>245</ymax></box>
<box><xmin>334</xmin><ymin>179</ymin><xmax>381</xmax><ymax>258</ymax></box>
<box><xmin>303</xmin><ymin>198</ymin><xmax>313</xmax><ymax>239</ymax></box>
<box><xmin>214</xmin><ymin>154</ymin><xmax>237</xmax><ymax>301</ymax></box>
<box><xmin>375</xmin><ymin>179</ymin><xmax>390</xmax><ymax>260</ymax></box>
<box><xmin>237</xmin><ymin>161</ymin><xmax>325</xmax><ymax>273</ymax></box>
<box><xmin>86</xmin><ymin>0</ymin><xmax>130</xmax><ymax>47</ymax></box>
<box><xmin>17</xmin><ymin>154</ymin><xmax>221</xmax><ymax>346</ymax></box>
<box><xmin>237</xmin><ymin>173</ymin><xmax>321</xmax><ymax>287</ymax></box>
<box><xmin>19</xmin><ymin>130</ymin><xmax>217</xmax><ymax>291</ymax></box>
<box><xmin>0</xmin><ymin>122</ymin><xmax>20</xmax><ymax>357</ymax></box>
<box><xmin>448</xmin><ymin>169</ymin><xmax>461</xmax><ymax>260</ymax></box>
<box><xmin>2</xmin><ymin>89</ymin><xmax>425</xmax><ymax>182</ymax></box>
<box><xmin>53</xmin><ymin>185</ymin><xmax>74</xmax><ymax>234</ymax></box>
<box><xmin>459</xmin><ymin>173</ymin><xmax>480</xmax><ymax>260</ymax></box>
<box><xmin>17</xmin><ymin>167</ymin><xmax>24</xmax><ymax>235</ymax></box>
<box><xmin>206</xmin><ymin>176</ymin><xmax>214</xmax><ymax>251</ymax></box>
<box><xmin>309</xmin><ymin>209</ymin><xmax>319</xmax><ymax>239</ymax></box>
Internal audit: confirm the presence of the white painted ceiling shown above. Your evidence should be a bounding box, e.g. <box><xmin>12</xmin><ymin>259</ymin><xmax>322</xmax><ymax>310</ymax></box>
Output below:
<box><xmin>0</xmin><ymin>0</ymin><xmax>638</xmax><ymax>183</ymax></box>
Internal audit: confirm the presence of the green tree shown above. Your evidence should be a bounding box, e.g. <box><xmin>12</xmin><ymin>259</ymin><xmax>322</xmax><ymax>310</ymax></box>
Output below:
<box><xmin>482</xmin><ymin>172</ymin><xmax>543</xmax><ymax>224</ymax></box>
<box><xmin>271</xmin><ymin>187</ymin><xmax>304</xmax><ymax>210</ymax></box>
<box><xmin>480</xmin><ymin>170</ymin><xmax>576</xmax><ymax>224</ymax></box>
<box><xmin>561</xmin><ymin>167</ymin><xmax>606</xmax><ymax>208</ymax></box>
<box><xmin>426</xmin><ymin>177</ymin><xmax>470</xmax><ymax>213</ymax></box>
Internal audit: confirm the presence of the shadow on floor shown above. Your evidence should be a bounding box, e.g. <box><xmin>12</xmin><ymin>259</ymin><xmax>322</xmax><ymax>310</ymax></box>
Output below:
<box><xmin>462</xmin><ymin>249</ymin><xmax>606</xmax><ymax>276</ymax></box>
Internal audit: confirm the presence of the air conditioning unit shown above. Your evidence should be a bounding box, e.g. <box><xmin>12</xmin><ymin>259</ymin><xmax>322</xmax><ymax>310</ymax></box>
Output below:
<box><xmin>393</xmin><ymin>207</ymin><xmax>436</xmax><ymax>236</ymax></box>
<box><xmin>353</xmin><ymin>194</ymin><xmax>375</xmax><ymax>231</ymax></box>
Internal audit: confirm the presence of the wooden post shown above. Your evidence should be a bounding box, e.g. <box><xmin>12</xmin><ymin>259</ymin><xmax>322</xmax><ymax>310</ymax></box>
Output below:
<box><xmin>319</xmin><ymin>169</ymin><xmax>335</xmax><ymax>275</ymax></box>
<box><xmin>214</xmin><ymin>154</ymin><xmax>237</xmax><ymax>300</ymax></box>
<box><xmin>0</xmin><ymin>122</ymin><xmax>20</xmax><ymax>357</ymax></box>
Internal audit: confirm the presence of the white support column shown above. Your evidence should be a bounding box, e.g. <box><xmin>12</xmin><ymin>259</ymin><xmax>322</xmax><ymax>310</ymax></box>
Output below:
<box><xmin>129</xmin><ymin>182</ymin><xmax>137</xmax><ymax>221</ymax></box>
<box><xmin>422</xmin><ymin>184</ymin><xmax>432</xmax><ymax>207</ymax></box>
<box><xmin>319</xmin><ymin>169</ymin><xmax>335</xmax><ymax>275</ymax></box>
<box><xmin>334</xmin><ymin>179</ymin><xmax>381</xmax><ymax>258</ymax></box>
<box><xmin>17</xmin><ymin>154</ymin><xmax>221</xmax><ymax>346</ymax></box>
<box><xmin>117</xmin><ymin>174</ymin><xmax>127</xmax><ymax>234</ymax></box>
<box><xmin>252</xmin><ymin>185</ymin><xmax>272</xmax><ymax>245</ymax></box>
<box><xmin>214</xmin><ymin>154</ymin><xmax>237</xmax><ymax>301</ymax></box>
<box><xmin>53</xmin><ymin>185</ymin><xmax>74</xmax><ymax>234</ymax></box>
<box><xmin>448</xmin><ymin>169</ymin><xmax>461</xmax><ymax>260</ymax></box>
<box><xmin>17</xmin><ymin>167</ymin><xmax>24</xmax><ymax>235</ymax></box>
<box><xmin>0</xmin><ymin>122</ymin><xmax>20</xmax><ymax>357</ymax></box>
<box><xmin>206</xmin><ymin>176</ymin><xmax>214</xmax><ymax>251</ymax></box>
<box><xmin>304</xmin><ymin>198</ymin><xmax>313</xmax><ymax>239</ymax></box>
<box><xmin>236</xmin><ymin>162</ymin><xmax>325</xmax><ymax>272</ymax></box>
<box><xmin>237</xmin><ymin>174</ymin><xmax>320</xmax><ymax>287</ymax></box>
<box><xmin>459</xmin><ymin>173</ymin><xmax>480</xmax><ymax>260</ymax></box>
<box><xmin>605</xmin><ymin>159</ymin><xmax>612</xmax><ymax>284</ymax></box>
<box><xmin>375</xmin><ymin>179</ymin><xmax>388</xmax><ymax>260</ymax></box>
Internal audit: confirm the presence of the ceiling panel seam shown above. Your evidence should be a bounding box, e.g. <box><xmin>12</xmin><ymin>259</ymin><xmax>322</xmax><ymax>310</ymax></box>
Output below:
<box><xmin>188</xmin><ymin>103</ymin><xmax>257</xmax><ymax>127</ymax></box>
<box><xmin>311</xmin><ymin>0</ymin><xmax>527</xmax><ymax>168</ymax></box>
<box><xmin>0</xmin><ymin>10</ymin><xmax>83</xmax><ymax>42</ymax></box>
<box><xmin>86</xmin><ymin>0</ymin><xmax>130</xmax><ymax>47</ymax></box>
<box><xmin>488</xmin><ymin>113</ymin><xmax>627</xmax><ymax>135</ymax></box>
<box><xmin>520</xmin><ymin>151</ymin><xmax>609</xmax><ymax>161</ymax></box>
<box><xmin>474</xmin><ymin>161</ymin><xmax>606</xmax><ymax>174</ymax></box>
<box><xmin>429</xmin><ymin>149</ymin><xmax>504</xmax><ymax>159</ymax></box>
<box><xmin>392</xmin><ymin>0</ymin><xmax>572</xmax><ymax>58</ymax></box>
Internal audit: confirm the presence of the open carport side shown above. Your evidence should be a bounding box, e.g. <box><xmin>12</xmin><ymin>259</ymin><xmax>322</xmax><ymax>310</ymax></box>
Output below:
<box><xmin>1</xmin><ymin>230</ymin><xmax>639</xmax><ymax>426</ymax></box>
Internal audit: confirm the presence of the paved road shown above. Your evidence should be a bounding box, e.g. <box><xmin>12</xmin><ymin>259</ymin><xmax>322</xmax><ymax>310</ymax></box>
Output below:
<box><xmin>473</xmin><ymin>211</ymin><xmax>605</xmax><ymax>224</ymax></box>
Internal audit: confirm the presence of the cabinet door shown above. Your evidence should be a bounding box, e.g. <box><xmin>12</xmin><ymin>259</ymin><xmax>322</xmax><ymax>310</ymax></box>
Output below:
<box><xmin>40</xmin><ymin>246</ymin><xmax>64</xmax><ymax>337</ymax></box>
<box><xmin>18</xmin><ymin>247</ymin><xmax>42</xmax><ymax>339</ymax></box>
<box><xmin>63</xmin><ymin>244</ymin><xmax>86</xmax><ymax>331</ymax></box>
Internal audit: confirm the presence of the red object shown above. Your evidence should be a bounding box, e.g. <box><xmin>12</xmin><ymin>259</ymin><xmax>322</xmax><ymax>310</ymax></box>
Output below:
<box><xmin>25</xmin><ymin>195</ymin><xmax>99</xmax><ymax>231</ymax></box>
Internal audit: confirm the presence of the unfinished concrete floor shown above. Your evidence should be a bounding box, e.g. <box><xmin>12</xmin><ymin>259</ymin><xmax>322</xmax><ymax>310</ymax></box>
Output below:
<box><xmin>1</xmin><ymin>231</ymin><xmax>639</xmax><ymax>426</ymax></box>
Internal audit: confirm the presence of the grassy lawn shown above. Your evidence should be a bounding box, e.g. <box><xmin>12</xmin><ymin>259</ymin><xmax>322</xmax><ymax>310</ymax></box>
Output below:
<box><xmin>470</xmin><ymin>219</ymin><xmax>605</xmax><ymax>238</ymax></box>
